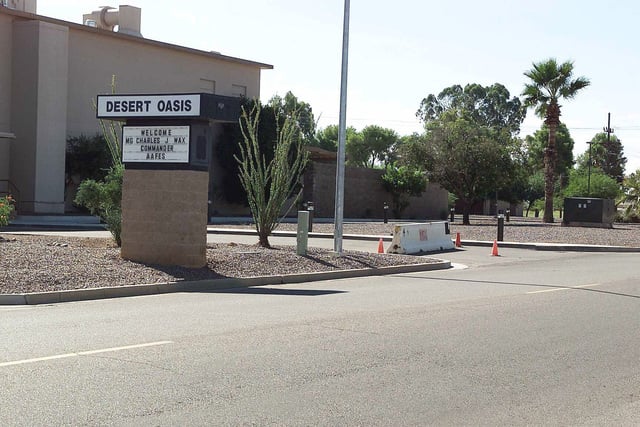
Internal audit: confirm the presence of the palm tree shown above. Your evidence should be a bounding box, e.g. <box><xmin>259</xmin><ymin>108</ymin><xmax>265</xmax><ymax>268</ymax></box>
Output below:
<box><xmin>522</xmin><ymin>59</ymin><xmax>590</xmax><ymax>223</ymax></box>
<box><xmin>622</xmin><ymin>170</ymin><xmax>640</xmax><ymax>221</ymax></box>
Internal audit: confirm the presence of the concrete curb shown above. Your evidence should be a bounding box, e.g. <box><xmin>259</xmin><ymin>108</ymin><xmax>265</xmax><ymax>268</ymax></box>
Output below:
<box><xmin>3</xmin><ymin>224</ymin><xmax>107</xmax><ymax>232</ymax></box>
<box><xmin>207</xmin><ymin>227</ymin><xmax>389</xmax><ymax>242</ymax></box>
<box><xmin>0</xmin><ymin>260</ymin><xmax>450</xmax><ymax>306</ymax></box>
<box><xmin>209</xmin><ymin>229</ymin><xmax>640</xmax><ymax>253</ymax></box>
<box><xmin>458</xmin><ymin>239</ymin><xmax>640</xmax><ymax>253</ymax></box>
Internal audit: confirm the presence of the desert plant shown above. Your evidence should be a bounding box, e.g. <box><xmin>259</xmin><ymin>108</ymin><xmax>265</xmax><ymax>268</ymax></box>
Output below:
<box><xmin>235</xmin><ymin>101</ymin><xmax>308</xmax><ymax>248</ymax></box>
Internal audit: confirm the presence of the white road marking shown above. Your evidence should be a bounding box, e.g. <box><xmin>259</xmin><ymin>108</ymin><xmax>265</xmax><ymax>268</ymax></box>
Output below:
<box><xmin>527</xmin><ymin>283</ymin><xmax>601</xmax><ymax>294</ymax></box>
<box><xmin>0</xmin><ymin>341</ymin><xmax>173</xmax><ymax>368</ymax></box>
<box><xmin>450</xmin><ymin>263</ymin><xmax>469</xmax><ymax>270</ymax></box>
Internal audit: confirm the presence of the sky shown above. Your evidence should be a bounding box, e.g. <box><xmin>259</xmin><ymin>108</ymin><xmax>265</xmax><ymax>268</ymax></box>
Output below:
<box><xmin>37</xmin><ymin>0</ymin><xmax>640</xmax><ymax>173</ymax></box>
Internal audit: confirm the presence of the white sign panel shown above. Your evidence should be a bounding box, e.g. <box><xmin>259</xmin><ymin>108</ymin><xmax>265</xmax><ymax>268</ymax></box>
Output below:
<box><xmin>97</xmin><ymin>94</ymin><xmax>201</xmax><ymax>117</ymax></box>
<box><xmin>122</xmin><ymin>126</ymin><xmax>190</xmax><ymax>163</ymax></box>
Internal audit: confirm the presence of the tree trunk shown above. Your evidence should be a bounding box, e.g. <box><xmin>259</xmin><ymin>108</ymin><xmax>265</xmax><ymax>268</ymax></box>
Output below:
<box><xmin>257</xmin><ymin>223</ymin><xmax>272</xmax><ymax>248</ymax></box>
<box><xmin>258</xmin><ymin>231</ymin><xmax>271</xmax><ymax>248</ymax></box>
<box><xmin>462</xmin><ymin>202</ymin><xmax>472</xmax><ymax>225</ymax></box>
<box><xmin>543</xmin><ymin>103</ymin><xmax>560</xmax><ymax>223</ymax></box>
<box><xmin>543</xmin><ymin>143</ymin><xmax>556</xmax><ymax>223</ymax></box>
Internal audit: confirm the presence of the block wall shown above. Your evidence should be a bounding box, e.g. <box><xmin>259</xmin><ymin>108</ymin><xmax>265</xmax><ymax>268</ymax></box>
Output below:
<box><xmin>304</xmin><ymin>162</ymin><xmax>449</xmax><ymax>220</ymax></box>
<box><xmin>121</xmin><ymin>169</ymin><xmax>208</xmax><ymax>268</ymax></box>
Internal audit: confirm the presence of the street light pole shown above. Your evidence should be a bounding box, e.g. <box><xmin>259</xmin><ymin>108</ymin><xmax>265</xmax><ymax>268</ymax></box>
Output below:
<box><xmin>587</xmin><ymin>140</ymin><xmax>592</xmax><ymax>196</ymax></box>
<box><xmin>334</xmin><ymin>0</ymin><xmax>350</xmax><ymax>255</ymax></box>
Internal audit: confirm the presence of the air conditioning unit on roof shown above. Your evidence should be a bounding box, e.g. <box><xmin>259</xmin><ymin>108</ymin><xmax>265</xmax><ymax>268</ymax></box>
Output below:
<box><xmin>82</xmin><ymin>5</ymin><xmax>142</xmax><ymax>37</ymax></box>
<box><xmin>2</xmin><ymin>0</ymin><xmax>37</xmax><ymax>13</ymax></box>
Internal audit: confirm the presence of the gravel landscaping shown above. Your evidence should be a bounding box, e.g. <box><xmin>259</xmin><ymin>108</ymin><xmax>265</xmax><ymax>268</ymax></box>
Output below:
<box><xmin>221</xmin><ymin>217</ymin><xmax>640</xmax><ymax>247</ymax></box>
<box><xmin>0</xmin><ymin>234</ymin><xmax>434</xmax><ymax>295</ymax></box>
<box><xmin>2</xmin><ymin>216</ymin><xmax>639</xmax><ymax>295</ymax></box>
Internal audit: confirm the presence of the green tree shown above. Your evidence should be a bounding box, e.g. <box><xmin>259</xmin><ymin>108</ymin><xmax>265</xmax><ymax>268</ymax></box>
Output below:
<box><xmin>422</xmin><ymin>111</ymin><xmax>514</xmax><ymax>225</ymax></box>
<box><xmin>217</xmin><ymin>99</ymin><xmax>283</xmax><ymax>205</ymax></box>
<box><xmin>236</xmin><ymin>102</ymin><xmax>309</xmax><ymax>248</ymax></box>
<box><xmin>314</xmin><ymin>124</ymin><xmax>362</xmax><ymax>154</ymax></box>
<box><xmin>345</xmin><ymin>125</ymin><xmax>398</xmax><ymax>168</ymax></box>
<box><xmin>314</xmin><ymin>124</ymin><xmax>339</xmax><ymax>152</ymax></box>
<box><xmin>521</xmin><ymin>171</ymin><xmax>545</xmax><ymax>216</ymax></box>
<box><xmin>65</xmin><ymin>134</ymin><xmax>112</xmax><ymax>182</ymax></box>
<box><xmin>496</xmin><ymin>146</ymin><xmax>532</xmax><ymax>209</ymax></box>
<box><xmin>396</xmin><ymin>133</ymin><xmax>429</xmax><ymax>170</ymax></box>
<box><xmin>269</xmin><ymin>91</ymin><xmax>316</xmax><ymax>145</ymax></box>
<box><xmin>524</xmin><ymin>123</ymin><xmax>575</xmax><ymax>186</ymax></box>
<box><xmin>415</xmin><ymin>83</ymin><xmax>525</xmax><ymax>222</ymax></box>
<box><xmin>576</xmin><ymin>133</ymin><xmax>626</xmax><ymax>183</ymax></box>
<box><xmin>381</xmin><ymin>164</ymin><xmax>428</xmax><ymax>218</ymax></box>
<box><xmin>417</xmin><ymin>83</ymin><xmax>525</xmax><ymax>135</ymax></box>
<box><xmin>621</xmin><ymin>170</ymin><xmax>640</xmax><ymax>221</ymax></box>
<box><xmin>522</xmin><ymin>58</ymin><xmax>590</xmax><ymax>222</ymax></box>
<box><xmin>563</xmin><ymin>168</ymin><xmax>621</xmax><ymax>200</ymax></box>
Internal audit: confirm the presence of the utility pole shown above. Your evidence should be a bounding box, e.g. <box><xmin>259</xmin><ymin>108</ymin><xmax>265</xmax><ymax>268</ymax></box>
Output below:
<box><xmin>603</xmin><ymin>112</ymin><xmax>614</xmax><ymax>143</ymax></box>
<box><xmin>333</xmin><ymin>0</ymin><xmax>350</xmax><ymax>255</ymax></box>
<box><xmin>602</xmin><ymin>112</ymin><xmax>615</xmax><ymax>178</ymax></box>
<box><xmin>587</xmin><ymin>140</ymin><xmax>593</xmax><ymax>196</ymax></box>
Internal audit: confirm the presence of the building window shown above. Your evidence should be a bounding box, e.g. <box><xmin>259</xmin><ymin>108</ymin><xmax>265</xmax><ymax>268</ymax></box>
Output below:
<box><xmin>231</xmin><ymin>84</ymin><xmax>247</xmax><ymax>97</ymax></box>
<box><xmin>200</xmin><ymin>78</ymin><xmax>216</xmax><ymax>94</ymax></box>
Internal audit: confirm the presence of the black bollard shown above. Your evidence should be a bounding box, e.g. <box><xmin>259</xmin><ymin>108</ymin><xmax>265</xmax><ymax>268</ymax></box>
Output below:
<box><xmin>307</xmin><ymin>201</ymin><xmax>314</xmax><ymax>232</ymax></box>
<box><xmin>450</xmin><ymin>208</ymin><xmax>455</xmax><ymax>223</ymax></box>
<box><xmin>505</xmin><ymin>209</ymin><xmax>510</xmax><ymax>222</ymax></box>
<box><xmin>383</xmin><ymin>202</ymin><xmax>389</xmax><ymax>224</ymax></box>
<box><xmin>497</xmin><ymin>214</ymin><xmax>504</xmax><ymax>242</ymax></box>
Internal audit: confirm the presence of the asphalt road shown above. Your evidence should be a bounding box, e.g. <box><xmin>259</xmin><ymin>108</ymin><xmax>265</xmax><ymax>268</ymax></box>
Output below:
<box><xmin>1</xmin><ymin>241</ymin><xmax>639</xmax><ymax>425</ymax></box>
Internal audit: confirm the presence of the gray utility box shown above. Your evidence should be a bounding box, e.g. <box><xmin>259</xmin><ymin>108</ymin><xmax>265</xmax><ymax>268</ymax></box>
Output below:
<box><xmin>563</xmin><ymin>197</ymin><xmax>615</xmax><ymax>228</ymax></box>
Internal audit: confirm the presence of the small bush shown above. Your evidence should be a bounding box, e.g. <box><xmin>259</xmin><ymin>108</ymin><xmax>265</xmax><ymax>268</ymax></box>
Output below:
<box><xmin>0</xmin><ymin>195</ymin><xmax>15</xmax><ymax>227</ymax></box>
<box><xmin>75</xmin><ymin>165</ymin><xmax>123</xmax><ymax>246</ymax></box>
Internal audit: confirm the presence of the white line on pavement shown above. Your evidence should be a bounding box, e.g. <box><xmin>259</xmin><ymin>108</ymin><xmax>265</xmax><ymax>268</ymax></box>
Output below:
<box><xmin>527</xmin><ymin>283</ymin><xmax>601</xmax><ymax>294</ymax></box>
<box><xmin>0</xmin><ymin>341</ymin><xmax>173</xmax><ymax>368</ymax></box>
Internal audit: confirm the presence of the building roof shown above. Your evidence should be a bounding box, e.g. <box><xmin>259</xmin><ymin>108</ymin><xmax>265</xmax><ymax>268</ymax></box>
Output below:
<box><xmin>307</xmin><ymin>146</ymin><xmax>338</xmax><ymax>162</ymax></box>
<box><xmin>0</xmin><ymin>6</ymin><xmax>274</xmax><ymax>70</ymax></box>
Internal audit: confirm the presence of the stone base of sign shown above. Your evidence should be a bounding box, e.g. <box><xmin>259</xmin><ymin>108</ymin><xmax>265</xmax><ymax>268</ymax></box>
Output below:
<box><xmin>121</xmin><ymin>169</ymin><xmax>208</xmax><ymax>268</ymax></box>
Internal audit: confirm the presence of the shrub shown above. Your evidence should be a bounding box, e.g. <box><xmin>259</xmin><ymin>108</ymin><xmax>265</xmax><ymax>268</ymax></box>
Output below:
<box><xmin>0</xmin><ymin>195</ymin><xmax>15</xmax><ymax>227</ymax></box>
<box><xmin>75</xmin><ymin>165</ymin><xmax>123</xmax><ymax>246</ymax></box>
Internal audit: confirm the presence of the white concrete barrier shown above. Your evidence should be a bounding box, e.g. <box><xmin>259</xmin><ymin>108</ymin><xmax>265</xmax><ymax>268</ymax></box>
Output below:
<box><xmin>387</xmin><ymin>221</ymin><xmax>454</xmax><ymax>255</ymax></box>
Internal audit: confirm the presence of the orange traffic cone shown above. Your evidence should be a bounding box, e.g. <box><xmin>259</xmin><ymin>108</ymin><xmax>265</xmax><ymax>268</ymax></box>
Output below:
<box><xmin>455</xmin><ymin>232</ymin><xmax>462</xmax><ymax>248</ymax></box>
<box><xmin>491</xmin><ymin>240</ymin><xmax>499</xmax><ymax>256</ymax></box>
<box><xmin>377</xmin><ymin>238</ymin><xmax>385</xmax><ymax>254</ymax></box>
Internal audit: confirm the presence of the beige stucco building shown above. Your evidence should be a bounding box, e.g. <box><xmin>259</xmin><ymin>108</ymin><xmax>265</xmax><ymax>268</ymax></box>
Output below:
<box><xmin>0</xmin><ymin>1</ymin><xmax>271</xmax><ymax>214</ymax></box>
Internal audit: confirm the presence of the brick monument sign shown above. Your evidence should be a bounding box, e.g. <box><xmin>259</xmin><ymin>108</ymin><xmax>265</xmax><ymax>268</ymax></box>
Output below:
<box><xmin>97</xmin><ymin>93</ymin><xmax>240</xmax><ymax>268</ymax></box>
